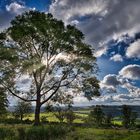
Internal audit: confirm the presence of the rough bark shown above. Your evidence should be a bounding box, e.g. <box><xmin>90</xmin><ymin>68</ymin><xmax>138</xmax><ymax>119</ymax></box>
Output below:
<box><xmin>34</xmin><ymin>91</ymin><xmax>41</xmax><ymax>125</ymax></box>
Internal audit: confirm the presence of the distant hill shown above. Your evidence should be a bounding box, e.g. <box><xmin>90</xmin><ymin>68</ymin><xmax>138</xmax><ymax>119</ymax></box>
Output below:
<box><xmin>8</xmin><ymin>105</ymin><xmax>140</xmax><ymax>117</ymax></box>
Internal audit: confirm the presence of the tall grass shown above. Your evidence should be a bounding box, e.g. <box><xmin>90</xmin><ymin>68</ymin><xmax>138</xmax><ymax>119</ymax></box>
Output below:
<box><xmin>0</xmin><ymin>125</ymin><xmax>68</xmax><ymax>140</ymax></box>
<box><xmin>0</xmin><ymin>124</ymin><xmax>140</xmax><ymax>140</ymax></box>
<box><xmin>0</xmin><ymin>128</ymin><xmax>15</xmax><ymax>140</ymax></box>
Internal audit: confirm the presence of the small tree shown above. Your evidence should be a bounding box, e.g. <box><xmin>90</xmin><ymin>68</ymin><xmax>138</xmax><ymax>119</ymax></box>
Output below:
<box><xmin>130</xmin><ymin>112</ymin><xmax>137</xmax><ymax>127</ymax></box>
<box><xmin>104</xmin><ymin>113</ymin><xmax>113</xmax><ymax>126</ymax></box>
<box><xmin>13</xmin><ymin>101</ymin><xmax>32</xmax><ymax>121</ymax></box>
<box><xmin>65</xmin><ymin>107</ymin><xmax>76</xmax><ymax>124</ymax></box>
<box><xmin>122</xmin><ymin>105</ymin><xmax>131</xmax><ymax>128</ymax></box>
<box><xmin>122</xmin><ymin>105</ymin><xmax>138</xmax><ymax>128</ymax></box>
<box><xmin>54</xmin><ymin>105</ymin><xmax>65</xmax><ymax>123</ymax></box>
<box><xmin>89</xmin><ymin>105</ymin><xmax>105</xmax><ymax>126</ymax></box>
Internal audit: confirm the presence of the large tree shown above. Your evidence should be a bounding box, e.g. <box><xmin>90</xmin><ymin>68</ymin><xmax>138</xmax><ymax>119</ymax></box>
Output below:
<box><xmin>0</xmin><ymin>11</ymin><xmax>99</xmax><ymax>125</ymax></box>
<box><xmin>0</xmin><ymin>87</ymin><xmax>8</xmax><ymax>118</ymax></box>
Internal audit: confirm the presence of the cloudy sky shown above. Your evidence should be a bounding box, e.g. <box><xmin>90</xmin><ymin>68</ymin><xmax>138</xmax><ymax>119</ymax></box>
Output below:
<box><xmin>0</xmin><ymin>0</ymin><xmax>140</xmax><ymax>106</ymax></box>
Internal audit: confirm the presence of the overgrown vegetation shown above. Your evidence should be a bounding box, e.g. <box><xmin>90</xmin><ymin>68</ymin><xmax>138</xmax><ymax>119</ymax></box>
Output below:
<box><xmin>0</xmin><ymin>105</ymin><xmax>140</xmax><ymax>140</ymax></box>
<box><xmin>0</xmin><ymin>124</ymin><xmax>140</xmax><ymax>140</ymax></box>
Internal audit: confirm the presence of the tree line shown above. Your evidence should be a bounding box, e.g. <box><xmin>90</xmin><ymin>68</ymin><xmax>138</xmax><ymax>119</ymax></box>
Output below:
<box><xmin>87</xmin><ymin>105</ymin><xmax>138</xmax><ymax>128</ymax></box>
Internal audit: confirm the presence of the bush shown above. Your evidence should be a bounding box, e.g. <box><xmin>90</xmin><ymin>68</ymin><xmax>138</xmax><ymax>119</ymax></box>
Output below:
<box><xmin>3</xmin><ymin>118</ymin><xmax>22</xmax><ymax>124</ymax></box>
<box><xmin>48</xmin><ymin>125</ymin><xmax>67</xmax><ymax>138</ymax></box>
<box><xmin>23</xmin><ymin>119</ymin><xmax>33</xmax><ymax>124</ymax></box>
<box><xmin>0</xmin><ymin>127</ymin><xmax>15</xmax><ymax>139</ymax></box>
<box><xmin>26</xmin><ymin>126</ymin><xmax>49</xmax><ymax>140</ymax></box>
<box><xmin>17</xmin><ymin>127</ymin><xmax>26</xmax><ymax>140</ymax></box>
<box><xmin>26</xmin><ymin>125</ymin><xmax>67</xmax><ymax>140</ymax></box>
<box><xmin>41</xmin><ymin>116</ymin><xmax>48</xmax><ymax>123</ymax></box>
<box><xmin>66</xmin><ymin>110</ymin><xmax>76</xmax><ymax>124</ymax></box>
<box><xmin>55</xmin><ymin>111</ymin><xmax>65</xmax><ymax>123</ymax></box>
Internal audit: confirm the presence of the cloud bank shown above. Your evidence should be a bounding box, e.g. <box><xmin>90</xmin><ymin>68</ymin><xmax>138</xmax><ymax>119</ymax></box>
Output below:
<box><xmin>50</xmin><ymin>0</ymin><xmax>140</xmax><ymax>52</ymax></box>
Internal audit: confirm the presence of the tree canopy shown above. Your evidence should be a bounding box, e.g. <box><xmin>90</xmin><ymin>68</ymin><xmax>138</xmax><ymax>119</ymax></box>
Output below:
<box><xmin>0</xmin><ymin>11</ymin><xmax>100</xmax><ymax>125</ymax></box>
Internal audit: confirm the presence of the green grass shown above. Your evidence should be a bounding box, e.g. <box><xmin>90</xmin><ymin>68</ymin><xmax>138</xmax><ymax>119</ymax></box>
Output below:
<box><xmin>1</xmin><ymin>110</ymin><xmax>140</xmax><ymax>140</ymax></box>
<box><xmin>0</xmin><ymin>124</ymin><xmax>140</xmax><ymax>140</ymax></box>
<box><xmin>24</xmin><ymin>112</ymin><xmax>88</xmax><ymax>123</ymax></box>
<box><xmin>112</xmin><ymin>120</ymin><xmax>122</xmax><ymax>126</ymax></box>
<box><xmin>22</xmin><ymin>112</ymin><xmax>140</xmax><ymax>126</ymax></box>
<box><xmin>65</xmin><ymin>127</ymin><xmax>140</xmax><ymax>140</ymax></box>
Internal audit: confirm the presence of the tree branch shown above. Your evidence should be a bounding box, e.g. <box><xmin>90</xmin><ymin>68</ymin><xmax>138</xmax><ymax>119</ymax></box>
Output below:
<box><xmin>2</xmin><ymin>83</ymin><xmax>36</xmax><ymax>102</ymax></box>
<box><xmin>41</xmin><ymin>82</ymin><xmax>61</xmax><ymax>105</ymax></box>
<box><xmin>40</xmin><ymin>71</ymin><xmax>68</xmax><ymax>105</ymax></box>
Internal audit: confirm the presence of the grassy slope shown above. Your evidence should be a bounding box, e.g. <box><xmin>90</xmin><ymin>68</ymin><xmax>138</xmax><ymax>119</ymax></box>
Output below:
<box><xmin>0</xmin><ymin>124</ymin><xmax>140</xmax><ymax>140</ymax></box>
<box><xmin>66</xmin><ymin>127</ymin><xmax>140</xmax><ymax>140</ymax></box>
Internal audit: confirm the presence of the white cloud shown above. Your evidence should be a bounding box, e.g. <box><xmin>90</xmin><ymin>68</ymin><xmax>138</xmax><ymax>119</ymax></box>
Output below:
<box><xmin>126</xmin><ymin>39</ymin><xmax>140</xmax><ymax>58</ymax></box>
<box><xmin>95</xmin><ymin>47</ymin><xmax>107</xmax><ymax>57</ymax></box>
<box><xmin>100</xmin><ymin>74</ymin><xmax>120</xmax><ymax>93</ymax></box>
<box><xmin>49</xmin><ymin>0</ymin><xmax>140</xmax><ymax>54</ymax></box>
<box><xmin>6</xmin><ymin>2</ymin><xmax>26</xmax><ymax>14</ymax></box>
<box><xmin>110</xmin><ymin>54</ymin><xmax>123</xmax><ymax>62</ymax></box>
<box><xmin>119</xmin><ymin>64</ymin><xmax>140</xmax><ymax>80</ymax></box>
<box><xmin>99</xmin><ymin>70</ymin><xmax>140</xmax><ymax>105</ymax></box>
<box><xmin>49</xmin><ymin>0</ymin><xmax>109</xmax><ymax>24</ymax></box>
<box><xmin>0</xmin><ymin>2</ymin><xmax>35</xmax><ymax>32</ymax></box>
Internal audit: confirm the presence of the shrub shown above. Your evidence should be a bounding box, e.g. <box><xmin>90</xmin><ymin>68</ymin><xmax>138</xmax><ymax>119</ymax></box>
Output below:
<box><xmin>0</xmin><ymin>128</ymin><xmax>15</xmax><ymax>139</ymax></box>
<box><xmin>23</xmin><ymin>119</ymin><xmax>33</xmax><ymax>124</ymax></box>
<box><xmin>26</xmin><ymin>126</ymin><xmax>49</xmax><ymax>140</ymax></box>
<box><xmin>3</xmin><ymin>118</ymin><xmax>22</xmax><ymax>124</ymax></box>
<box><xmin>65</xmin><ymin>110</ymin><xmax>76</xmax><ymax>124</ymax></box>
<box><xmin>41</xmin><ymin>116</ymin><xmax>48</xmax><ymax>123</ymax></box>
<box><xmin>17</xmin><ymin>127</ymin><xmax>26</xmax><ymax>140</ymax></box>
<box><xmin>26</xmin><ymin>125</ymin><xmax>67</xmax><ymax>140</ymax></box>
<box><xmin>87</xmin><ymin>105</ymin><xmax>105</xmax><ymax>126</ymax></box>
<box><xmin>55</xmin><ymin>111</ymin><xmax>66</xmax><ymax>123</ymax></box>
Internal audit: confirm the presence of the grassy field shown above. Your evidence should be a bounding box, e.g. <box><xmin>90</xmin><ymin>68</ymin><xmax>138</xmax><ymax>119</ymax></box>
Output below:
<box><xmin>1</xmin><ymin>111</ymin><xmax>140</xmax><ymax>140</ymax></box>
<box><xmin>0</xmin><ymin>124</ymin><xmax>140</xmax><ymax>140</ymax></box>
<box><xmin>23</xmin><ymin>111</ymin><xmax>88</xmax><ymax>123</ymax></box>
<box><xmin>66</xmin><ymin>127</ymin><xmax>140</xmax><ymax>140</ymax></box>
<box><xmin>23</xmin><ymin>111</ymin><xmax>140</xmax><ymax>125</ymax></box>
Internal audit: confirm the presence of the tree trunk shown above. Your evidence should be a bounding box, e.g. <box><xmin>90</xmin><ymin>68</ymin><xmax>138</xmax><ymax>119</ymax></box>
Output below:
<box><xmin>21</xmin><ymin>114</ymin><xmax>23</xmax><ymax>121</ymax></box>
<box><xmin>34</xmin><ymin>101</ymin><xmax>41</xmax><ymax>125</ymax></box>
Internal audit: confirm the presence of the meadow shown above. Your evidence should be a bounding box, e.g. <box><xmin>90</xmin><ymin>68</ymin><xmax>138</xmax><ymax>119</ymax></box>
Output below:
<box><xmin>0</xmin><ymin>110</ymin><xmax>140</xmax><ymax>140</ymax></box>
<box><xmin>0</xmin><ymin>123</ymin><xmax>140</xmax><ymax>140</ymax></box>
